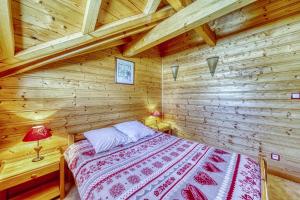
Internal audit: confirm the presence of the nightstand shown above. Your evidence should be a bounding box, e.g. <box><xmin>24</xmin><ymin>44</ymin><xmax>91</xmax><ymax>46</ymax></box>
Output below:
<box><xmin>149</xmin><ymin>122</ymin><xmax>172</xmax><ymax>135</ymax></box>
<box><xmin>0</xmin><ymin>150</ymin><xmax>64</xmax><ymax>200</ymax></box>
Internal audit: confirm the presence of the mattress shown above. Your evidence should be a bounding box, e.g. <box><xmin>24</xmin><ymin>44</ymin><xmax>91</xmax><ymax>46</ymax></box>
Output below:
<box><xmin>64</xmin><ymin>132</ymin><xmax>261</xmax><ymax>200</ymax></box>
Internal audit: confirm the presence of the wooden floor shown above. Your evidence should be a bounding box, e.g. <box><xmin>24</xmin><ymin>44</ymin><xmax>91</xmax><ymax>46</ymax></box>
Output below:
<box><xmin>268</xmin><ymin>175</ymin><xmax>300</xmax><ymax>200</ymax></box>
<box><xmin>59</xmin><ymin>174</ymin><xmax>300</xmax><ymax>200</ymax></box>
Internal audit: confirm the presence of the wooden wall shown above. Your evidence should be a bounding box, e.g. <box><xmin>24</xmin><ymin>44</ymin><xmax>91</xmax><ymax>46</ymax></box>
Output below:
<box><xmin>162</xmin><ymin>15</ymin><xmax>300</xmax><ymax>178</ymax></box>
<box><xmin>0</xmin><ymin>47</ymin><xmax>162</xmax><ymax>161</ymax></box>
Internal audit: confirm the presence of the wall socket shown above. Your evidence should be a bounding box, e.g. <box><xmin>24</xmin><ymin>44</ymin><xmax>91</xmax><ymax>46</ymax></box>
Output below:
<box><xmin>271</xmin><ymin>153</ymin><xmax>280</xmax><ymax>161</ymax></box>
<box><xmin>291</xmin><ymin>93</ymin><xmax>300</xmax><ymax>99</ymax></box>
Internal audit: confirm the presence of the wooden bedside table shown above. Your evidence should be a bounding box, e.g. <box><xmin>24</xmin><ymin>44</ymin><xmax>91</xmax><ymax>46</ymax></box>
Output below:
<box><xmin>0</xmin><ymin>150</ymin><xmax>64</xmax><ymax>200</ymax></box>
<box><xmin>149</xmin><ymin>122</ymin><xmax>172</xmax><ymax>134</ymax></box>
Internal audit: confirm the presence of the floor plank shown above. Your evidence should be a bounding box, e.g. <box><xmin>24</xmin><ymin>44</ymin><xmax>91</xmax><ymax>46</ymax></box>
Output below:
<box><xmin>268</xmin><ymin>174</ymin><xmax>300</xmax><ymax>200</ymax></box>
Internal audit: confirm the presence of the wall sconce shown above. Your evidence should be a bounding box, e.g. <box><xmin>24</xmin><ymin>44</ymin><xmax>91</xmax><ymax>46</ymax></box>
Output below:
<box><xmin>171</xmin><ymin>65</ymin><xmax>179</xmax><ymax>81</ymax></box>
<box><xmin>206</xmin><ymin>56</ymin><xmax>219</xmax><ymax>77</ymax></box>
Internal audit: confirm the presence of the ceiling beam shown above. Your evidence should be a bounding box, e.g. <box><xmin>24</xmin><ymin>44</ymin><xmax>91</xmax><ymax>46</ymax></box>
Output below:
<box><xmin>123</xmin><ymin>0</ymin><xmax>255</xmax><ymax>57</ymax></box>
<box><xmin>181</xmin><ymin>0</ymin><xmax>193</xmax><ymax>6</ymax></box>
<box><xmin>13</xmin><ymin>6</ymin><xmax>174</xmax><ymax>62</ymax></box>
<box><xmin>144</xmin><ymin>0</ymin><xmax>161</xmax><ymax>14</ymax></box>
<box><xmin>194</xmin><ymin>23</ymin><xmax>217</xmax><ymax>46</ymax></box>
<box><xmin>0</xmin><ymin>25</ymin><xmax>153</xmax><ymax>78</ymax></box>
<box><xmin>0</xmin><ymin>39</ymin><xmax>128</xmax><ymax>78</ymax></box>
<box><xmin>166</xmin><ymin>0</ymin><xmax>217</xmax><ymax>46</ymax></box>
<box><xmin>0</xmin><ymin>6</ymin><xmax>175</xmax><ymax>77</ymax></box>
<box><xmin>82</xmin><ymin>0</ymin><xmax>103</xmax><ymax>34</ymax></box>
<box><xmin>165</xmin><ymin>0</ymin><xmax>185</xmax><ymax>11</ymax></box>
<box><xmin>0</xmin><ymin>0</ymin><xmax>15</xmax><ymax>59</ymax></box>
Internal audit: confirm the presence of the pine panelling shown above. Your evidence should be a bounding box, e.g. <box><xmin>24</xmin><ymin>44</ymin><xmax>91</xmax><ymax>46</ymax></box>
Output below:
<box><xmin>0</xmin><ymin>47</ymin><xmax>162</xmax><ymax>161</ymax></box>
<box><xmin>160</xmin><ymin>0</ymin><xmax>300</xmax><ymax>56</ymax></box>
<box><xmin>96</xmin><ymin>0</ymin><xmax>147</xmax><ymax>26</ymax></box>
<box><xmin>12</xmin><ymin>0</ymin><xmax>85</xmax><ymax>51</ymax></box>
<box><xmin>0</xmin><ymin>0</ymin><xmax>15</xmax><ymax>59</ymax></box>
<box><xmin>123</xmin><ymin>0</ymin><xmax>256</xmax><ymax>56</ymax></box>
<box><xmin>58</xmin><ymin>0</ymin><xmax>86</xmax><ymax>14</ymax></box>
<box><xmin>13</xmin><ymin>20</ymin><xmax>63</xmax><ymax>51</ymax></box>
<box><xmin>212</xmin><ymin>0</ymin><xmax>300</xmax><ymax>37</ymax></box>
<box><xmin>0</xmin><ymin>48</ymin><xmax>3</xmax><ymax>61</ymax></box>
<box><xmin>162</xmin><ymin>18</ymin><xmax>300</xmax><ymax>178</ymax></box>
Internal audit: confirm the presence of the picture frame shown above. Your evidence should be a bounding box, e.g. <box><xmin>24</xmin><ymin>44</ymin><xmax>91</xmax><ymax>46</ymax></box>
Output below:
<box><xmin>115</xmin><ymin>58</ymin><xmax>135</xmax><ymax>85</ymax></box>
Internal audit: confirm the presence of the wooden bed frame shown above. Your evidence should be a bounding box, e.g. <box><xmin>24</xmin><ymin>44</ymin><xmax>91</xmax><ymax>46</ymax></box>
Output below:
<box><xmin>260</xmin><ymin>156</ymin><xmax>269</xmax><ymax>200</ymax></box>
<box><xmin>59</xmin><ymin>133</ymin><xmax>269</xmax><ymax>200</ymax></box>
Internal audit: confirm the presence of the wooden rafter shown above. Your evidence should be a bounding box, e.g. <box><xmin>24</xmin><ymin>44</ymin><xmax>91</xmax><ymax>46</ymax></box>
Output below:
<box><xmin>123</xmin><ymin>0</ymin><xmax>256</xmax><ymax>57</ymax></box>
<box><xmin>82</xmin><ymin>0</ymin><xmax>103</xmax><ymax>34</ymax></box>
<box><xmin>181</xmin><ymin>0</ymin><xmax>193</xmax><ymax>6</ymax></box>
<box><xmin>144</xmin><ymin>0</ymin><xmax>161</xmax><ymax>14</ymax></box>
<box><xmin>0</xmin><ymin>6</ymin><xmax>175</xmax><ymax>77</ymax></box>
<box><xmin>194</xmin><ymin>23</ymin><xmax>217</xmax><ymax>46</ymax></box>
<box><xmin>166</xmin><ymin>0</ymin><xmax>185</xmax><ymax>11</ymax></box>
<box><xmin>13</xmin><ymin>6</ymin><xmax>173</xmax><ymax>61</ymax></box>
<box><xmin>0</xmin><ymin>0</ymin><xmax>15</xmax><ymax>59</ymax></box>
<box><xmin>166</xmin><ymin>0</ymin><xmax>217</xmax><ymax>46</ymax></box>
<box><xmin>0</xmin><ymin>39</ymin><xmax>128</xmax><ymax>78</ymax></box>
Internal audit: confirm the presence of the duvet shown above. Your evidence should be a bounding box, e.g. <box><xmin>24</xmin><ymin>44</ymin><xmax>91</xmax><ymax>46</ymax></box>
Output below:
<box><xmin>64</xmin><ymin>133</ymin><xmax>261</xmax><ymax>200</ymax></box>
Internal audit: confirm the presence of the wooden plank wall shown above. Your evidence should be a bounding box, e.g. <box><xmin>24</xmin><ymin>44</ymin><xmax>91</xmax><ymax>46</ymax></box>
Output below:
<box><xmin>162</xmin><ymin>16</ymin><xmax>300</xmax><ymax>178</ymax></box>
<box><xmin>0</xmin><ymin>47</ymin><xmax>162</xmax><ymax>161</ymax></box>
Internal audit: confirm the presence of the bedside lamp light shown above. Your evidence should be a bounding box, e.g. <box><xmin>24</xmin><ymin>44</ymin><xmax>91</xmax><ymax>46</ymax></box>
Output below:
<box><xmin>151</xmin><ymin>110</ymin><xmax>161</xmax><ymax>117</ymax></box>
<box><xmin>23</xmin><ymin>125</ymin><xmax>52</xmax><ymax>162</ymax></box>
<box><xmin>151</xmin><ymin>111</ymin><xmax>161</xmax><ymax>130</ymax></box>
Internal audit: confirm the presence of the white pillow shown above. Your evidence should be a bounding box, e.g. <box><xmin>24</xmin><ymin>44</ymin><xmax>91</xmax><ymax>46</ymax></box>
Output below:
<box><xmin>113</xmin><ymin>121</ymin><xmax>156</xmax><ymax>142</ymax></box>
<box><xmin>84</xmin><ymin>127</ymin><xmax>129</xmax><ymax>153</ymax></box>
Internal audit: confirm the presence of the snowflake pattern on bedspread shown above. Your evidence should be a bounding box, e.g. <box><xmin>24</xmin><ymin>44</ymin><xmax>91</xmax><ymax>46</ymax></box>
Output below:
<box><xmin>64</xmin><ymin>133</ymin><xmax>262</xmax><ymax>200</ymax></box>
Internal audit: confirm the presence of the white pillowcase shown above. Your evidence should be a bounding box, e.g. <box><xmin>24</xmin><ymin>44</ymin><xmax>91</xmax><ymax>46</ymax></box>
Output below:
<box><xmin>113</xmin><ymin>121</ymin><xmax>156</xmax><ymax>142</ymax></box>
<box><xmin>84</xmin><ymin>127</ymin><xmax>129</xmax><ymax>153</ymax></box>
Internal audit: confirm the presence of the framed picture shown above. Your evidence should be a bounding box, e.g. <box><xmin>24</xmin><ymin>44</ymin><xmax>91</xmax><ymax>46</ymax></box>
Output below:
<box><xmin>115</xmin><ymin>58</ymin><xmax>135</xmax><ymax>85</ymax></box>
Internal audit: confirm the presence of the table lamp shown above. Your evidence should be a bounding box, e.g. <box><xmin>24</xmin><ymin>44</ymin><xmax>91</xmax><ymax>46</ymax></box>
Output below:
<box><xmin>23</xmin><ymin>125</ymin><xmax>52</xmax><ymax>162</ymax></box>
<box><xmin>151</xmin><ymin>111</ymin><xmax>161</xmax><ymax>130</ymax></box>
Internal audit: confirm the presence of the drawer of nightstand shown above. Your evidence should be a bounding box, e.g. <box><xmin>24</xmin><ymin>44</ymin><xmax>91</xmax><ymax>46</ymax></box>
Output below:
<box><xmin>0</xmin><ymin>163</ymin><xmax>59</xmax><ymax>191</ymax></box>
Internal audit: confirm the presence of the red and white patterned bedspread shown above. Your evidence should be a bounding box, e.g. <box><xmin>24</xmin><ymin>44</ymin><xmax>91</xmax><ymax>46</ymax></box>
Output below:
<box><xmin>64</xmin><ymin>133</ymin><xmax>261</xmax><ymax>200</ymax></box>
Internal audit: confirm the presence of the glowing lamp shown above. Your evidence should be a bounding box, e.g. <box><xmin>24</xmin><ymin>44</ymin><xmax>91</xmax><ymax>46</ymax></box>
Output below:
<box><xmin>23</xmin><ymin>125</ymin><xmax>52</xmax><ymax>162</ymax></box>
<box><xmin>151</xmin><ymin>110</ymin><xmax>161</xmax><ymax>117</ymax></box>
<box><xmin>151</xmin><ymin>111</ymin><xmax>161</xmax><ymax>130</ymax></box>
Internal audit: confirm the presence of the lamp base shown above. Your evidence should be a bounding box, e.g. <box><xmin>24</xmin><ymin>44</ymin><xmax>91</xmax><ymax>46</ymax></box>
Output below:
<box><xmin>32</xmin><ymin>141</ymin><xmax>43</xmax><ymax>162</ymax></box>
<box><xmin>32</xmin><ymin>156</ymin><xmax>44</xmax><ymax>162</ymax></box>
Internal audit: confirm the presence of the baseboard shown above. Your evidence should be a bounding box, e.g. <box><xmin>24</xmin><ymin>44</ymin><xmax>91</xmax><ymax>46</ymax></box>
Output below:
<box><xmin>268</xmin><ymin>168</ymin><xmax>300</xmax><ymax>183</ymax></box>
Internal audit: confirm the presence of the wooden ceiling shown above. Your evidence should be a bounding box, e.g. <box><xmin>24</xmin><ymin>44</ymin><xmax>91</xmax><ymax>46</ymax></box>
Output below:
<box><xmin>12</xmin><ymin>0</ymin><xmax>163</xmax><ymax>51</ymax></box>
<box><xmin>159</xmin><ymin>0</ymin><xmax>300</xmax><ymax>55</ymax></box>
<box><xmin>0</xmin><ymin>0</ymin><xmax>299</xmax><ymax>78</ymax></box>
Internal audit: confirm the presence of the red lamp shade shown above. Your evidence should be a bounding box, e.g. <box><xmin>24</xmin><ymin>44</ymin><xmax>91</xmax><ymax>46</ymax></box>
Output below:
<box><xmin>23</xmin><ymin>125</ymin><xmax>52</xmax><ymax>142</ymax></box>
<box><xmin>151</xmin><ymin>111</ymin><xmax>161</xmax><ymax>117</ymax></box>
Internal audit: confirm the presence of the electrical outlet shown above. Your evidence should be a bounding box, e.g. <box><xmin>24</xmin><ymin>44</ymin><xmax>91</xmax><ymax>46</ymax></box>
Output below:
<box><xmin>291</xmin><ymin>93</ymin><xmax>300</xmax><ymax>99</ymax></box>
<box><xmin>271</xmin><ymin>153</ymin><xmax>280</xmax><ymax>161</ymax></box>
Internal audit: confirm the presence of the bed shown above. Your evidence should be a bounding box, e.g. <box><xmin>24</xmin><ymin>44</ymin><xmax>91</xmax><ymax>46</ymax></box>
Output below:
<box><xmin>61</xmin><ymin>132</ymin><xmax>268</xmax><ymax>200</ymax></box>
